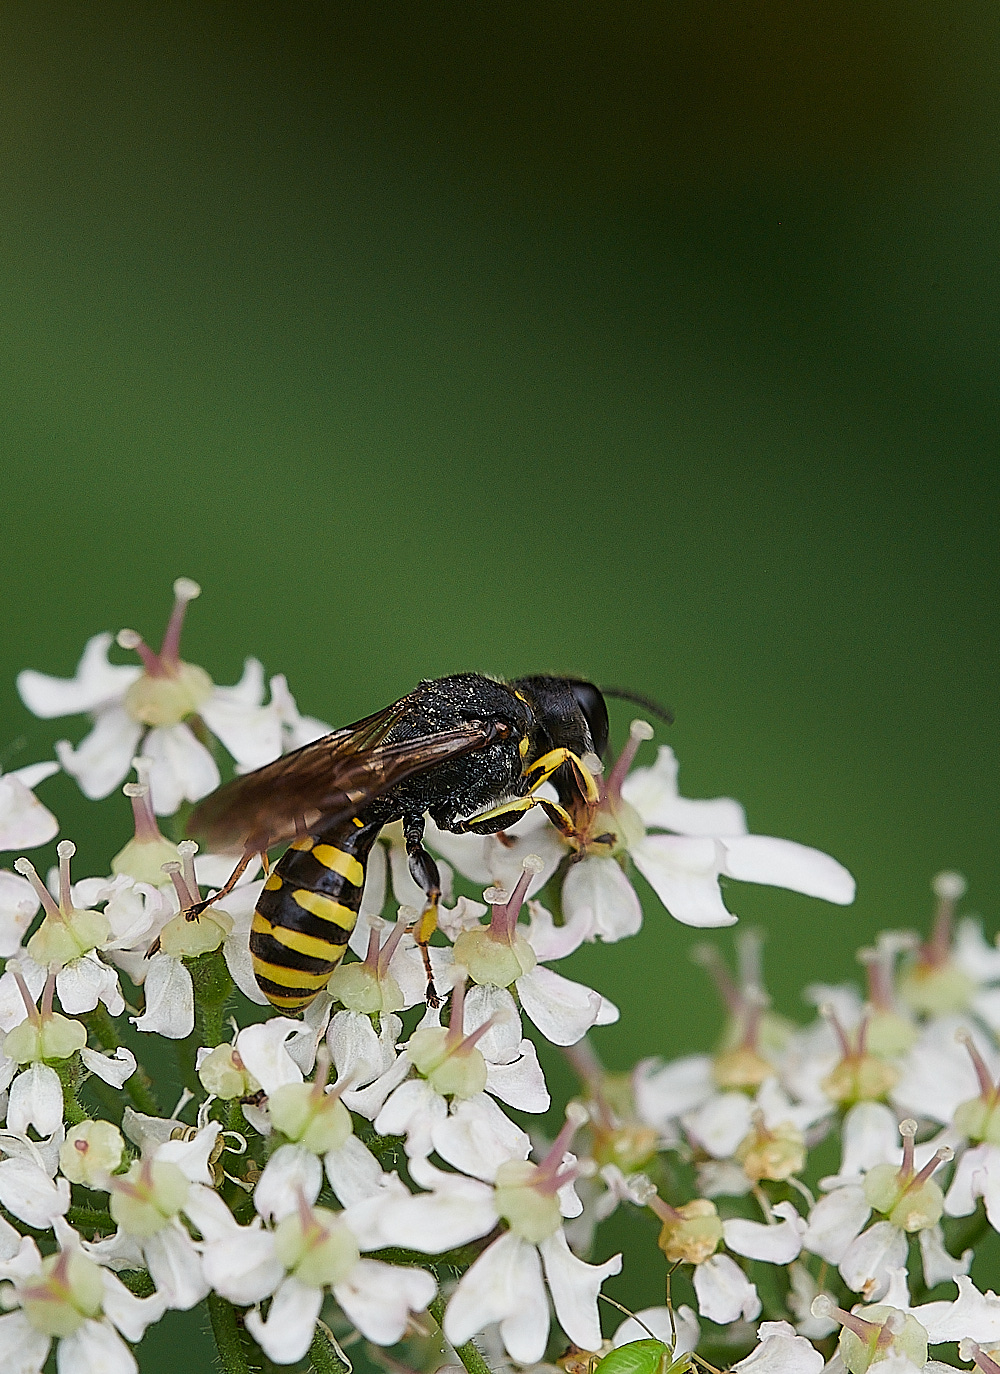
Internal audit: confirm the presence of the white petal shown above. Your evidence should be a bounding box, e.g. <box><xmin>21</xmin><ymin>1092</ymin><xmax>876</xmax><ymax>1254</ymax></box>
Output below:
<box><xmin>56</xmin><ymin>708</ymin><xmax>144</xmax><ymax>801</ymax></box>
<box><xmin>918</xmin><ymin>1223</ymin><xmax>972</xmax><ymax>1289</ymax></box>
<box><xmin>57</xmin><ymin>957</ymin><xmax>123</xmax><ymax>1018</ymax></box>
<box><xmin>945</xmin><ymin>1142</ymin><xmax>999</xmax><ymax>1218</ymax></box>
<box><xmin>329</xmin><ymin>1009</ymin><xmax>399</xmax><ymax>1091</ymax></box>
<box><xmin>833</xmin><ymin>1102</ymin><xmax>901</xmax><ymax>1183</ymax></box>
<box><xmin>389</xmin><ymin>841</ymin><xmax>453</xmax><ymax>909</ymax></box>
<box><xmin>334</xmin><ymin>1258</ymin><xmax>437</xmax><ymax>1346</ymax></box>
<box><xmin>374</xmin><ymin>1079</ymin><xmax>446</xmax><ymax>1158</ymax></box>
<box><xmin>246</xmin><ymin>1275</ymin><xmax>322</xmax><ymax>1365</ymax></box>
<box><xmin>155</xmin><ymin>1121</ymin><xmax>221</xmax><ymax>1184</ymax></box>
<box><xmin>732</xmin><ymin>1319</ymin><xmax>825</xmax><ymax>1374</ymax></box>
<box><xmin>464</xmin><ymin>985</ymin><xmax>523</xmax><ymax>1064</ymax></box>
<box><xmin>839</xmin><ymin>1220</ymin><xmax>908</xmax><ymax>1300</ymax></box>
<box><xmin>81</xmin><ymin>1046</ymin><xmax>137</xmax><ymax>1089</ymax></box>
<box><xmin>682</xmin><ymin>1091</ymin><xmax>754</xmax><ymax>1159</ymax></box>
<box><xmin>445</xmin><ymin>1232</ymin><xmax>549</xmax><ymax>1363</ymax></box>
<box><xmin>485</xmin><ymin>1040</ymin><xmax>550</xmax><ymax>1113</ymax></box>
<box><xmin>524</xmin><ymin>900</ymin><xmax>587</xmax><ymax>962</ymax></box>
<box><xmin>720</xmin><ymin>836</ymin><xmax>855</xmax><ymax>906</ymax></box>
<box><xmin>0</xmin><ymin>963</ymin><xmax>45</xmax><ymax>1032</ymax></box>
<box><xmin>57</xmin><ymin>1320</ymin><xmax>136</xmax><ymax>1374</ymax></box>
<box><xmin>10</xmin><ymin>761</ymin><xmax>60</xmax><ymax>790</ymax></box>
<box><xmin>142</xmin><ymin>723</ymin><xmax>220</xmax><ymax>815</ymax></box>
<box><xmin>254</xmin><ymin>1144</ymin><xmax>322</xmax><ymax>1222</ymax></box>
<box><xmin>18</xmin><ymin>634</ymin><xmax>141</xmax><ymax>717</ymax></box>
<box><xmin>0</xmin><ymin>1310</ymin><xmax>48</xmax><ymax>1374</ymax></box>
<box><xmin>540</xmin><ymin>1229</ymin><xmax>622</xmax><ymax>1352</ymax></box>
<box><xmin>268</xmin><ymin>674</ymin><xmax>332</xmax><ymax>750</ymax></box>
<box><xmin>693</xmin><ymin>1254</ymin><xmax>761</xmax><ymax>1324</ymax></box>
<box><xmin>0</xmin><ymin>777</ymin><xmax>58</xmax><ymax>852</ymax></box>
<box><xmin>632</xmin><ymin>835</ymin><xmax>736</xmax><ymax>928</ymax></box>
<box><xmin>284</xmin><ymin>991</ymin><xmax>334</xmax><ymax>1075</ymax></box>
<box><xmin>236</xmin><ymin>1018</ymin><xmax>304</xmax><ymax>1095</ymax></box>
<box><xmin>634</xmin><ymin>1055</ymin><xmax>715</xmax><ymax>1129</ymax></box>
<box><xmin>802</xmin><ymin>1186</ymin><xmax>870</xmax><ymax>1264</ymax></box>
<box><xmin>143</xmin><ymin>1222</ymin><xmax>209</xmax><ymax>1309</ymax></box>
<box><xmin>622</xmin><ymin>747</ymin><xmax>748</xmax><ymax>837</ymax></box>
<box><xmin>0</xmin><ymin>1157</ymin><xmax>70</xmax><ymax>1227</ymax></box>
<box><xmin>913</xmin><ymin>1273</ymin><xmax>1000</xmax><ymax>1344</ymax></box>
<box><xmin>432</xmin><ymin>1095</ymin><xmax>531</xmax><ymax>1180</ymax></box>
<box><xmin>562</xmin><ymin>856</ymin><xmax>642</xmax><ymax>942</ymax></box>
<box><xmin>131</xmin><ymin>953</ymin><xmax>194</xmax><ymax>1039</ymax></box>
<box><xmin>200</xmin><ymin>691</ymin><xmax>282</xmax><ymax>773</ymax></box>
<box><xmin>201</xmin><ymin>1228</ymin><xmax>283</xmax><ymax>1306</ymax></box>
<box><xmin>8</xmin><ymin>1063</ymin><xmax>63</xmax><ymax>1138</ymax></box>
<box><xmin>954</xmin><ymin>917</ymin><xmax>1000</xmax><ymax>983</ymax></box>
<box><xmin>517</xmin><ymin>966</ymin><xmax>610</xmax><ymax>1046</ymax></box>
<box><xmin>220</xmin><ymin>888</ymin><xmax>270</xmax><ymax>1007</ymax></box>
<box><xmin>100</xmin><ymin>1270</ymin><xmax>169</xmax><ymax>1341</ymax></box>
<box><xmin>360</xmin><ymin>1172</ymin><xmax>497</xmax><ymax>1252</ymax></box>
<box><xmin>723</xmin><ymin>1202</ymin><xmax>805</xmax><ymax>1264</ymax></box>
<box><xmin>325</xmin><ymin>1135</ymin><xmax>393</xmax><ymax>1207</ymax></box>
<box><xmin>614</xmin><ymin>1305</ymin><xmax>701</xmax><ymax>1358</ymax></box>
<box><xmin>0</xmin><ymin>871</ymin><xmax>40</xmax><ymax>957</ymax></box>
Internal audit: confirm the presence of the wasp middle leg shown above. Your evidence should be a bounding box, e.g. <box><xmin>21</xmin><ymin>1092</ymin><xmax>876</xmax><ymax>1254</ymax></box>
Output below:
<box><xmin>403</xmin><ymin>813</ymin><xmax>443</xmax><ymax>1007</ymax></box>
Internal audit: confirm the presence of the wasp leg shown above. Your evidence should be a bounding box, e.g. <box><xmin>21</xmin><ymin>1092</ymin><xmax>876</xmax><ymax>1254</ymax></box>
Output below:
<box><xmin>523</xmin><ymin>747</ymin><xmax>600</xmax><ymax>804</ymax></box>
<box><xmin>456</xmin><ymin>794</ymin><xmax>539</xmax><ymax>834</ymax></box>
<box><xmin>185</xmin><ymin>848</ymin><xmax>257</xmax><ymax>920</ymax></box>
<box><xmin>403</xmin><ymin>814</ymin><xmax>442</xmax><ymax>1008</ymax></box>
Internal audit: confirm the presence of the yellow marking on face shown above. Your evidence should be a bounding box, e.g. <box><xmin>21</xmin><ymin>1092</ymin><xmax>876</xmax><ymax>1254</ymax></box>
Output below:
<box><xmin>513</xmin><ymin>689</ymin><xmax>528</xmax><ymax>704</ymax></box>
<box><xmin>251</xmin><ymin>956</ymin><xmax>335</xmax><ymax>989</ymax></box>
<box><xmin>290</xmin><ymin>835</ymin><xmax>315</xmax><ymax>851</ymax></box>
<box><xmin>519</xmin><ymin>735</ymin><xmax>530</xmax><ymax>760</ymax></box>
<box><xmin>352</xmin><ymin>816</ymin><xmax>364</xmax><ymax>828</ymax></box>
<box><xmin>310</xmin><ymin>844</ymin><xmax>365</xmax><ymax>886</ymax></box>
<box><xmin>264</xmin><ymin>873</ymin><xmax>283</xmax><ymax>891</ymax></box>
<box><xmin>291</xmin><ymin>888</ymin><xmax>358</xmax><ymax>929</ymax></box>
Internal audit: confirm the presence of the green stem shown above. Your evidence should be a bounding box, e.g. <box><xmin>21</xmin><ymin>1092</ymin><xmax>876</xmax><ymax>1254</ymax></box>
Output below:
<box><xmin>66</xmin><ymin>1205</ymin><xmax>114</xmax><ymax>1237</ymax></box>
<box><xmin>430</xmin><ymin>1295</ymin><xmax>494</xmax><ymax>1374</ymax></box>
<box><xmin>309</xmin><ymin>1322</ymin><xmax>352</xmax><ymax>1374</ymax></box>
<box><xmin>56</xmin><ymin>1060</ymin><xmax>88</xmax><ymax>1126</ymax></box>
<box><xmin>207</xmin><ymin>1293</ymin><xmax>253</xmax><ymax>1374</ymax></box>
<box><xmin>190</xmin><ymin>948</ymin><xmax>234</xmax><ymax>1049</ymax></box>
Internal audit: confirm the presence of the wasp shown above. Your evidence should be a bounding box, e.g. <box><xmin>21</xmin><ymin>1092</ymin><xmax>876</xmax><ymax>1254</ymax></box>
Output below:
<box><xmin>189</xmin><ymin>674</ymin><xmax>664</xmax><ymax>1013</ymax></box>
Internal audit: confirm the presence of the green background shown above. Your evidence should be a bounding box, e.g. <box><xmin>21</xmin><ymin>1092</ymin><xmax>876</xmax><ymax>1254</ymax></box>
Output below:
<box><xmin>0</xmin><ymin>4</ymin><xmax>998</xmax><ymax>1364</ymax></box>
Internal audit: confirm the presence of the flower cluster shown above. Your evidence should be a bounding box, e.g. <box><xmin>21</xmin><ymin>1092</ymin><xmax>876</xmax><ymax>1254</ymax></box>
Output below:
<box><xmin>0</xmin><ymin>582</ymin><xmax>992</xmax><ymax>1374</ymax></box>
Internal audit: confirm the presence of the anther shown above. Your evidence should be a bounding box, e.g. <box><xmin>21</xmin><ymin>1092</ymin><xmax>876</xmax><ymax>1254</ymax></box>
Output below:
<box><xmin>57</xmin><ymin>840</ymin><xmax>76</xmax><ymax>910</ymax></box>
<box><xmin>522</xmin><ymin>854</ymin><xmax>545</xmax><ymax>876</ymax></box>
<box><xmin>13</xmin><ymin>856</ymin><xmax>61</xmax><ymax>920</ymax></box>
<box><xmin>117</xmin><ymin>628</ymin><xmax>162</xmax><ymax>676</ymax></box>
<box><xmin>932</xmin><ymin>871</ymin><xmax>967</xmax><ymax>901</ymax></box>
<box><xmin>960</xmin><ymin>1340</ymin><xmax>1000</xmax><ymax>1374</ymax></box>
<box><xmin>177</xmin><ymin>839</ymin><xmax>200</xmax><ymax>899</ymax></box>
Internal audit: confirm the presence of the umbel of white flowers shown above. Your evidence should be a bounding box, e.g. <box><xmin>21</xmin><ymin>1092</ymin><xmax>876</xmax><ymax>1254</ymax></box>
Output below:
<box><xmin>0</xmin><ymin>579</ymin><xmax>994</xmax><ymax>1374</ymax></box>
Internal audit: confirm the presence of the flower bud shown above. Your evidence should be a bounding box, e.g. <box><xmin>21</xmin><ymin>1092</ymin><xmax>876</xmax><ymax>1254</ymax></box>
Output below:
<box><xmin>273</xmin><ymin>1207</ymin><xmax>359</xmax><ymax>1287</ymax></box>
<box><xmin>26</xmin><ymin>907</ymin><xmax>111</xmax><ymax>968</ymax></box>
<box><xmin>863</xmin><ymin>1162</ymin><xmax>944</xmax><ymax>1231</ymax></box>
<box><xmin>452</xmin><ymin>926</ymin><xmax>536</xmax><ymax>988</ymax></box>
<box><xmin>59</xmin><ymin>1120</ymin><xmax>124</xmax><ymax>1187</ymax></box>
<box><xmin>656</xmin><ymin>1198</ymin><xmax>723</xmax><ymax>1265</ymax></box>
<box><xmin>494</xmin><ymin>1160</ymin><xmax>563</xmax><ymax>1244</ymax></box>
<box><xmin>407</xmin><ymin>1025</ymin><xmax>488</xmax><ymax>1100</ymax></box>
<box><xmin>821</xmin><ymin>1053</ymin><xmax>898</xmax><ymax>1106</ymax></box>
<box><xmin>110</xmin><ymin>1159</ymin><xmax>189</xmax><ymax>1237</ymax></box>
<box><xmin>124</xmin><ymin>660</ymin><xmax>213</xmax><ymax>727</ymax></box>
<box><xmin>326</xmin><ymin>960</ymin><xmax>405</xmax><ymax>1015</ymax></box>
<box><xmin>735</xmin><ymin>1119</ymin><xmax>806</xmax><ymax>1182</ymax></box>
<box><xmin>19</xmin><ymin>1251</ymin><xmax>104</xmax><ymax>1338</ymax></box>
<box><xmin>268</xmin><ymin>1081</ymin><xmax>352</xmax><ymax>1155</ymax></box>
<box><xmin>197</xmin><ymin>1043</ymin><xmax>258</xmax><ymax>1100</ymax></box>
<box><xmin>159</xmin><ymin>907</ymin><xmax>233</xmax><ymax>958</ymax></box>
<box><xmin>5</xmin><ymin>1012</ymin><xmax>87</xmax><ymax>1065</ymax></box>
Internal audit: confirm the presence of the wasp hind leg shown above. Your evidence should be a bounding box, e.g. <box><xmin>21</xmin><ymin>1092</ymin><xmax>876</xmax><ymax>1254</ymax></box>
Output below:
<box><xmin>403</xmin><ymin>814</ymin><xmax>442</xmax><ymax>1008</ymax></box>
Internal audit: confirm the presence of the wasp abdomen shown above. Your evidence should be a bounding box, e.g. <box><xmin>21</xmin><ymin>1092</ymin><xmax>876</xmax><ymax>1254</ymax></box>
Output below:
<box><xmin>250</xmin><ymin>817</ymin><xmax>382</xmax><ymax>1012</ymax></box>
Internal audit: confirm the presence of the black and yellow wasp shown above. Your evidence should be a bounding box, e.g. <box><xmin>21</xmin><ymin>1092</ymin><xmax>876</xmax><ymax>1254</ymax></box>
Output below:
<box><xmin>188</xmin><ymin>674</ymin><xmax>617</xmax><ymax>1013</ymax></box>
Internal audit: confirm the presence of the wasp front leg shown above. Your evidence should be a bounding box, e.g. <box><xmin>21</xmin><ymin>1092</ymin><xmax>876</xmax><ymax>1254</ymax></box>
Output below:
<box><xmin>455</xmin><ymin>792</ymin><xmax>583</xmax><ymax>845</ymax></box>
<box><xmin>403</xmin><ymin>813</ymin><xmax>443</xmax><ymax>1007</ymax></box>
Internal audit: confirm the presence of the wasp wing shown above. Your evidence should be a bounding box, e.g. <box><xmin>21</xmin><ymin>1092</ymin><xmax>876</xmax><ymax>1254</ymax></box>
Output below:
<box><xmin>188</xmin><ymin>705</ymin><xmax>504</xmax><ymax>854</ymax></box>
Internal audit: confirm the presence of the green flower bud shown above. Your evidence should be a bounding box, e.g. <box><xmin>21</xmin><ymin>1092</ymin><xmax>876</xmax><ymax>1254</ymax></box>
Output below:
<box><xmin>407</xmin><ymin>1025</ymin><xmax>488</xmax><ymax>1101</ymax></box>
<box><xmin>452</xmin><ymin>926</ymin><xmax>536</xmax><ymax>988</ymax></box>
<box><xmin>110</xmin><ymin>1160</ymin><xmax>189</xmax><ymax>1237</ymax></box>
<box><xmin>735</xmin><ymin>1120</ymin><xmax>806</xmax><ymax>1182</ymax></box>
<box><xmin>839</xmin><ymin>1306</ymin><xmax>927</xmax><ymax>1374</ymax></box>
<box><xmin>59</xmin><ymin>1120</ymin><xmax>124</xmax><ymax>1187</ymax></box>
<box><xmin>5</xmin><ymin>1013</ymin><xmax>87</xmax><ymax>1065</ymax></box>
<box><xmin>268</xmin><ymin>1082</ymin><xmax>353</xmax><ymax>1155</ymax></box>
<box><xmin>27</xmin><ymin>907</ymin><xmax>111</xmax><ymax>968</ymax></box>
<box><xmin>124</xmin><ymin>660</ymin><xmax>213</xmax><ymax>727</ymax></box>
<box><xmin>494</xmin><ymin>1160</ymin><xmax>562</xmax><ymax>1243</ymax></box>
<box><xmin>898</xmin><ymin>962</ymin><xmax>975</xmax><ymax>1017</ymax></box>
<box><xmin>198</xmin><ymin>1043</ymin><xmax>257</xmax><ymax>1099</ymax></box>
<box><xmin>326</xmin><ymin>960</ymin><xmax>405</xmax><ymax>1015</ymax></box>
<box><xmin>273</xmin><ymin>1207</ymin><xmax>359</xmax><ymax>1287</ymax></box>
<box><xmin>159</xmin><ymin>907</ymin><xmax>232</xmax><ymax>958</ymax></box>
<box><xmin>20</xmin><ymin>1252</ymin><xmax>104</xmax><ymax>1338</ymax></box>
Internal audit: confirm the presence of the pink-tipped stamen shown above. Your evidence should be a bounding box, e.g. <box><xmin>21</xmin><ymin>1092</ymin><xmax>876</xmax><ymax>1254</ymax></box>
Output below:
<box><xmin>490</xmin><ymin>856</ymin><xmax>543</xmax><ymax>942</ymax></box>
<box><xmin>124</xmin><ymin>782</ymin><xmax>162</xmax><ymax>844</ymax></box>
<box><xmin>923</xmin><ymin>870</ymin><xmax>967</xmax><ymax>968</ymax></box>
<box><xmin>41</xmin><ymin>969</ymin><xmax>56</xmax><ymax>1021</ymax></box>
<box><xmin>907</xmin><ymin>1145</ymin><xmax>954</xmax><ymax>1191</ymax></box>
<box><xmin>962</xmin><ymin>1342</ymin><xmax>1000</xmax><ymax>1374</ymax></box>
<box><xmin>810</xmin><ymin>1296</ymin><xmax>899</xmax><ymax>1347</ymax></box>
<box><xmin>56</xmin><ymin>840</ymin><xmax>76</xmax><ymax>912</ymax></box>
<box><xmin>13</xmin><ymin>857</ymin><xmax>61</xmax><ymax>921</ymax></box>
<box><xmin>856</xmin><ymin>1009</ymin><xmax>871</xmax><ymax>1056</ymax></box>
<box><xmin>456</xmin><ymin>1015</ymin><xmax>498</xmax><ymax>1058</ymax></box>
<box><xmin>604</xmin><ymin>719</ymin><xmax>654</xmax><ymax>801</ymax></box>
<box><xmin>957</xmin><ymin>1029</ymin><xmax>998</xmax><ymax>1102</ymax></box>
<box><xmin>162</xmin><ymin>862</ymin><xmax>197</xmax><ymax>911</ymax></box>
<box><xmin>177</xmin><ymin>841</ymin><xmax>201</xmax><ymax>902</ymax></box>
<box><xmin>819</xmin><ymin>1003</ymin><xmax>853</xmax><ymax>1058</ymax></box>
<box><xmin>11</xmin><ymin>968</ymin><xmax>41</xmax><ymax>1026</ymax></box>
<box><xmin>375</xmin><ymin>915</ymin><xmax>409</xmax><ymax>977</ymax></box>
<box><xmin>117</xmin><ymin>628</ymin><xmax>164</xmax><ymax>677</ymax></box>
<box><xmin>159</xmin><ymin>577</ymin><xmax>202</xmax><ymax>667</ymax></box>
<box><xmin>898</xmin><ymin>1119</ymin><xmax>917</xmax><ymax>1179</ymax></box>
<box><xmin>532</xmin><ymin>1102</ymin><xmax>588</xmax><ymax>1194</ymax></box>
<box><xmin>691</xmin><ymin>943</ymin><xmax>742</xmax><ymax>1014</ymax></box>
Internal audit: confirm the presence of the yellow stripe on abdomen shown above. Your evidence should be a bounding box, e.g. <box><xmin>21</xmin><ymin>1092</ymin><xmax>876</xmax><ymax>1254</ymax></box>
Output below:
<box><xmin>310</xmin><ymin>844</ymin><xmax>365</xmax><ymax>887</ymax></box>
<box><xmin>251</xmin><ymin>914</ymin><xmax>347</xmax><ymax>963</ymax></box>
<box><xmin>291</xmin><ymin>888</ymin><xmax>357</xmax><ymax>930</ymax></box>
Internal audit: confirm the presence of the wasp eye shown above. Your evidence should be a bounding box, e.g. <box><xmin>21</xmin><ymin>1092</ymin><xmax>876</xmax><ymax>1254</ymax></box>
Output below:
<box><xmin>569</xmin><ymin>681</ymin><xmax>609</xmax><ymax>758</ymax></box>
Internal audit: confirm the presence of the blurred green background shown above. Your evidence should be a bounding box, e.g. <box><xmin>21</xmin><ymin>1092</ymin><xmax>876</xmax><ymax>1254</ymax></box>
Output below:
<box><xmin>1</xmin><ymin>2</ymin><xmax>998</xmax><ymax>1362</ymax></box>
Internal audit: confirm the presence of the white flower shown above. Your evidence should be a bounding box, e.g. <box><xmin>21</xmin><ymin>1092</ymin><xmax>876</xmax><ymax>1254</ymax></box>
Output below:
<box><xmin>17</xmin><ymin>580</ymin><xmax>317</xmax><ymax>814</ymax></box>
<box><xmin>733</xmin><ymin>1319</ymin><xmax>825</xmax><ymax>1374</ymax></box>
<box><xmin>693</xmin><ymin>1253</ymin><xmax>762</xmax><ymax>1324</ymax></box>
<box><xmin>0</xmin><ymin>762</ymin><xmax>60</xmax><ymax>853</ymax></box>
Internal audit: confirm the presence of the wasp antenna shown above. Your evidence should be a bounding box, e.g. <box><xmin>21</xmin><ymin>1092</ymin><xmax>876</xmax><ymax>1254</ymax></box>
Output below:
<box><xmin>600</xmin><ymin>687</ymin><xmax>674</xmax><ymax>725</ymax></box>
